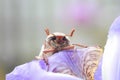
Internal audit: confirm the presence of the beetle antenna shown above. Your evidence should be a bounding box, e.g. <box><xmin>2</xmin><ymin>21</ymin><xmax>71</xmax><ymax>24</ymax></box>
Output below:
<box><xmin>69</xmin><ymin>29</ymin><xmax>75</xmax><ymax>37</ymax></box>
<box><xmin>44</xmin><ymin>28</ymin><xmax>50</xmax><ymax>35</ymax></box>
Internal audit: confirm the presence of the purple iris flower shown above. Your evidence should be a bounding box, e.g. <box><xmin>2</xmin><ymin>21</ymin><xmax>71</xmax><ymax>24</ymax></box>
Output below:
<box><xmin>6</xmin><ymin>47</ymin><xmax>102</xmax><ymax>80</ymax></box>
<box><xmin>6</xmin><ymin>16</ymin><xmax>120</xmax><ymax>80</ymax></box>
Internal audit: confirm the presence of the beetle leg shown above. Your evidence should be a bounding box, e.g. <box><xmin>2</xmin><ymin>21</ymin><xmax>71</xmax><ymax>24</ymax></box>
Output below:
<box><xmin>62</xmin><ymin>45</ymin><xmax>75</xmax><ymax>50</ymax></box>
<box><xmin>43</xmin><ymin>49</ymin><xmax>55</xmax><ymax>53</ymax></box>
<box><xmin>72</xmin><ymin>44</ymin><xmax>88</xmax><ymax>48</ymax></box>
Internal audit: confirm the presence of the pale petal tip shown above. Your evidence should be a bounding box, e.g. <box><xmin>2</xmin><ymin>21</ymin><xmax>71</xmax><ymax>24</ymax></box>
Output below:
<box><xmin>109</xmin><ymin>16</ymin><xmax>120</xmax><ymax>34</ymax></box>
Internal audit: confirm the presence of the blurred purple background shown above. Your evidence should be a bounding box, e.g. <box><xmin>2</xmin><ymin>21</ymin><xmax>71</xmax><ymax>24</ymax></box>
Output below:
<box><xmin>0</xmin><ymin>0</ymin><xmax>120</xmax><ymax>80</ymax></box>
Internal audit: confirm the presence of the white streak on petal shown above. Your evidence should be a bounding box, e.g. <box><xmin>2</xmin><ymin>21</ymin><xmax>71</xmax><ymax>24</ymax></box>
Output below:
<box><xmin>102</xmin><ymin>16</ymin><xmax>120</xmax><ymax>80</ymax></box>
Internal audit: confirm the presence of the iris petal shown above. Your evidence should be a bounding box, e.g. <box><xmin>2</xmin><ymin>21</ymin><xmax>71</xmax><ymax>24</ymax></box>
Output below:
<box><xmin>6</xmin><ymin>60</ymin><xmax>80</xmax><ymax>80</ymax></box>
<box><xmin>6</xmin><ymin>47</ymin><xmax>102</xmax><ymax>80</ymax></box>
<box><xmin>102</xmin><ymin>16</ymin><xmax>120</xmax><ymax>80</ymax></box>
<box><xmin>45</xmin><ymin>47</ymin><xmax>102</xmax><ymax>80</ymax></box>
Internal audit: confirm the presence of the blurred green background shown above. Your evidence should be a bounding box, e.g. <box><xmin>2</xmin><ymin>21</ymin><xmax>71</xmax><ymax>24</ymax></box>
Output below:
<box><xmin>0</xmin><ymin>0</ymin><xmax>120</xmax><ymax>79</ymax></box>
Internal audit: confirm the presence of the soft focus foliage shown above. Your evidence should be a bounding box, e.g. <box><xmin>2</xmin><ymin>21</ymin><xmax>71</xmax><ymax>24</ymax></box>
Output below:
<box><xmin>0</xmin><ymin>0</ymin><xmax>120</xmax><ymax>78</ymax></box>
<box><xmin>0</xmin><ymin>69</ymin><xmax>5</xmax><ymax>80</ymax></box>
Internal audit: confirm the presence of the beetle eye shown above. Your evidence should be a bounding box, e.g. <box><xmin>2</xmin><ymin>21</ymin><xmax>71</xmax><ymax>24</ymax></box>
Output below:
<box><xmin>62</xmin><ymin>36</ymin><xmax>67</xmax><ymax>40</ymax></box>
<box><xmin>51</xmin><ymin>36</ymin><xmax>56</xmax><ymax>40</ymax></box>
